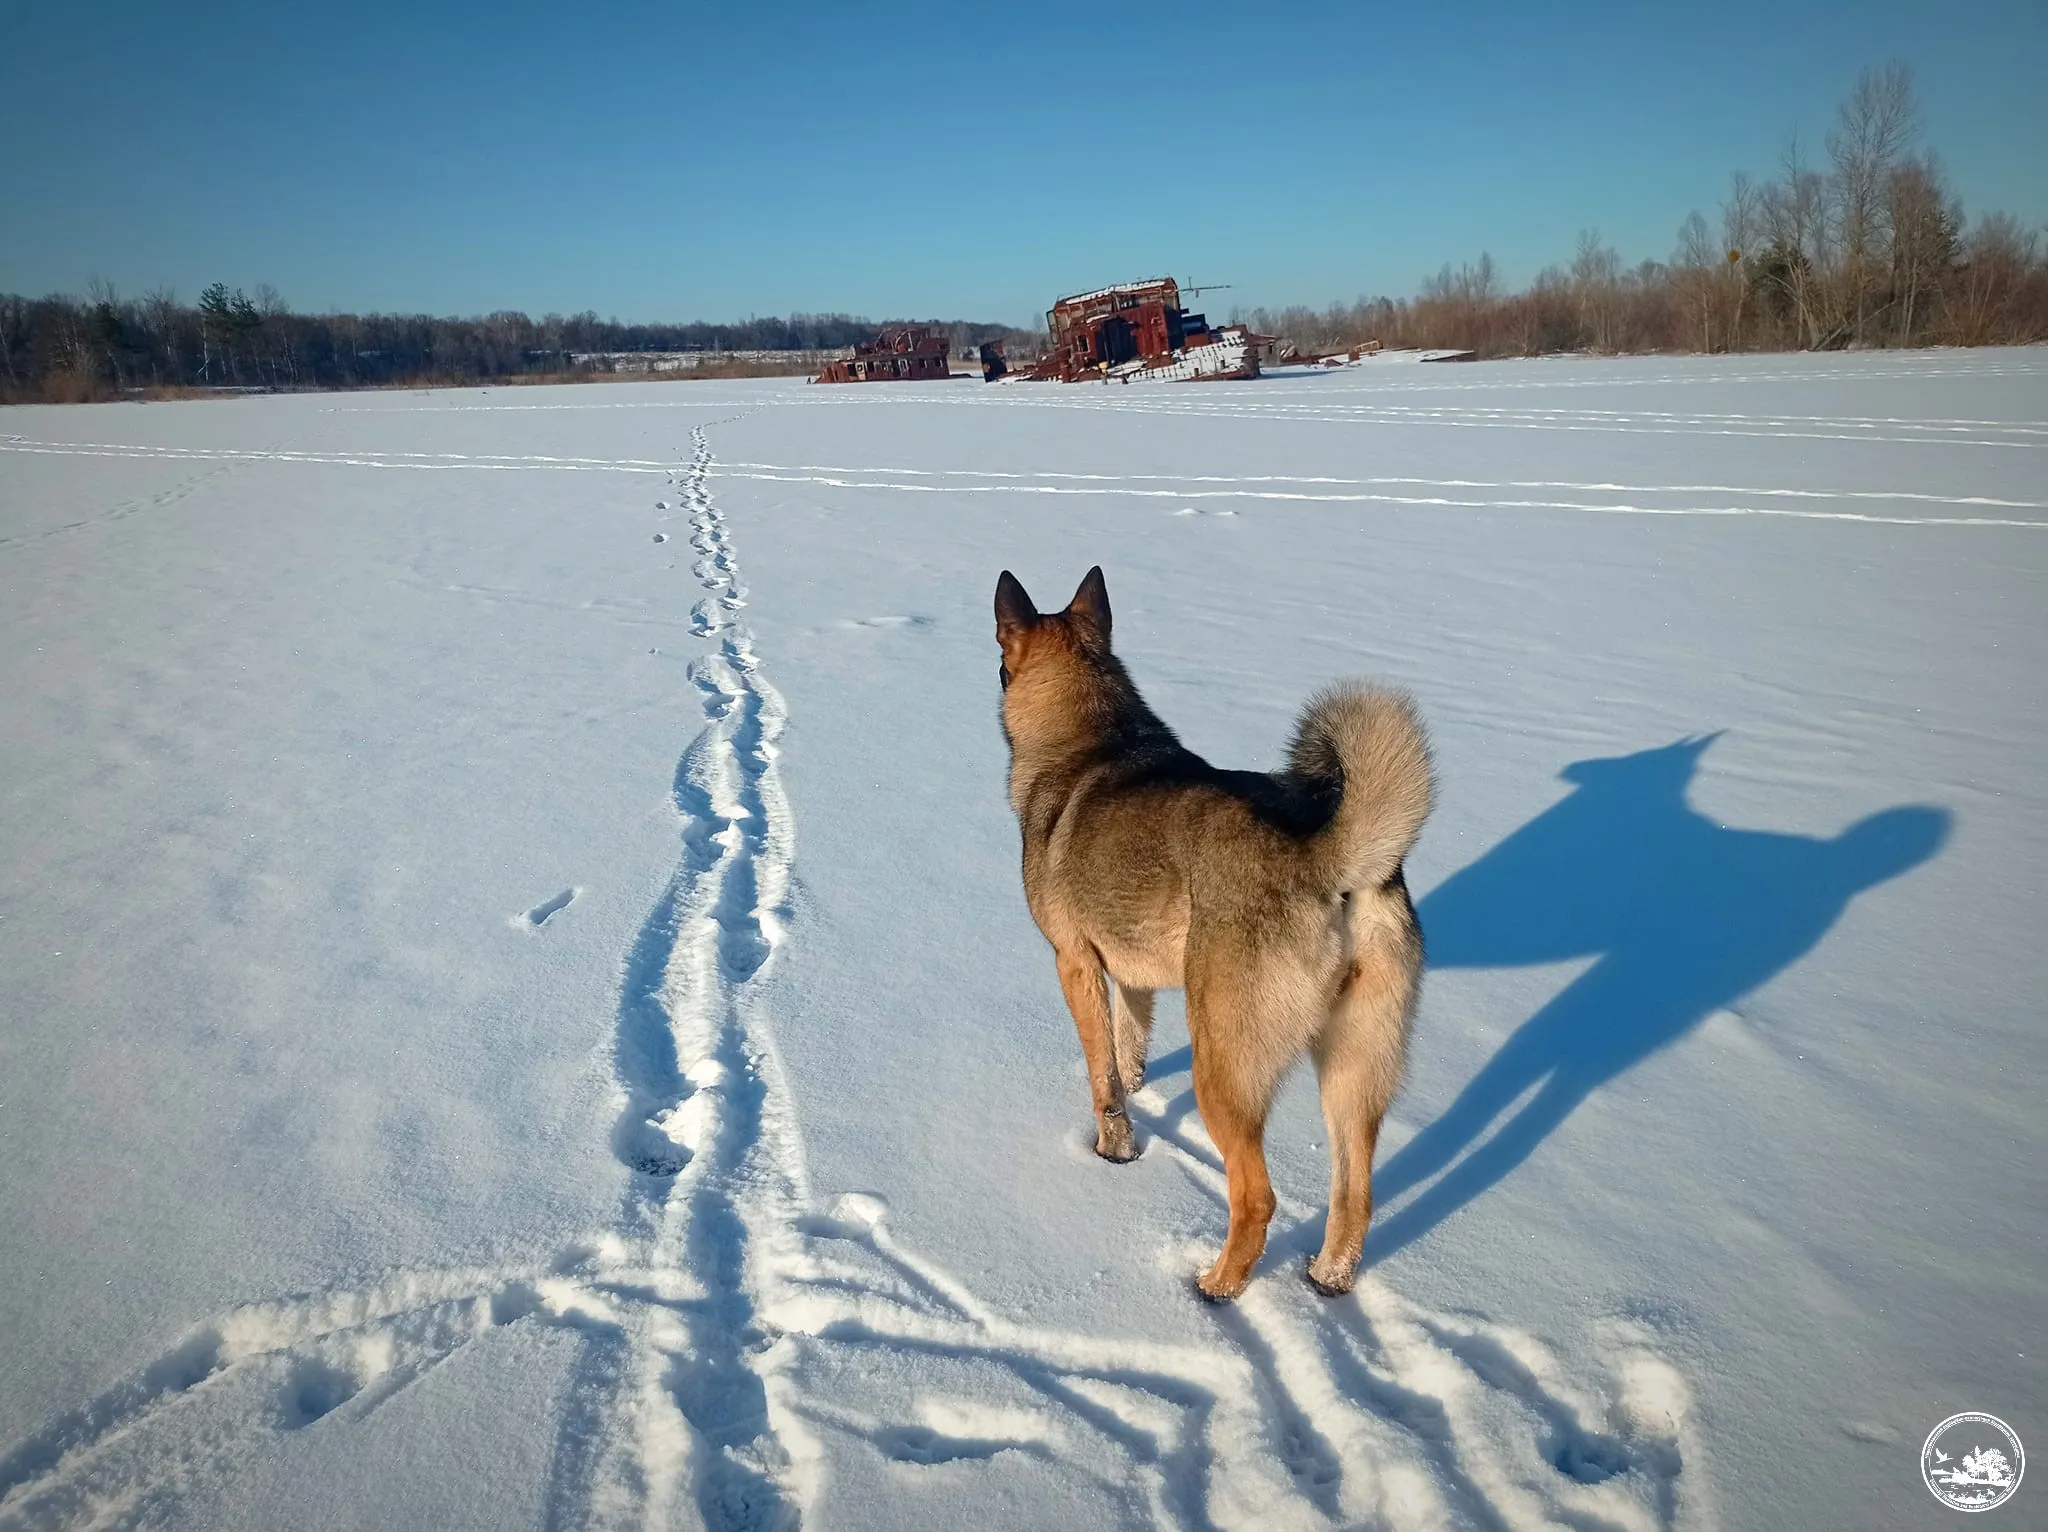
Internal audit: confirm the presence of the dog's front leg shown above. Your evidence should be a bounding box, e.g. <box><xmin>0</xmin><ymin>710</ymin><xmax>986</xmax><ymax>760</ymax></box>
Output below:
<box><xmin>1055</xmin><ymin>948</ymin><xmax>1137</xmax><ymax>1162</ymax></box>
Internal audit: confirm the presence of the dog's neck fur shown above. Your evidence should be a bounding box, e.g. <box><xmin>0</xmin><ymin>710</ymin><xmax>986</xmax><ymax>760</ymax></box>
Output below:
<box><xmin>1003</xmin><ymin>647</ymin><xmax>1180</xmax><ymax>815</ymax></box>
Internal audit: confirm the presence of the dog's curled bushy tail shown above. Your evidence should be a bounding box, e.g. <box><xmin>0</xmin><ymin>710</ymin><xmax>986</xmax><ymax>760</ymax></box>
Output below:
<box><xmin>1288</xmin><ymin>684</ymin><xmax>1434</xmax><ymax>891</ymax></box>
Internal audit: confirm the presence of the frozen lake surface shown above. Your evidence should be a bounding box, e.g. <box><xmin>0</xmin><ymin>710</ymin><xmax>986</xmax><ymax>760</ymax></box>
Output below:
<box><xmin>2</xmin><ymin>349</ymin><xmax>2044</xmax><ymax>1529</ymax></box>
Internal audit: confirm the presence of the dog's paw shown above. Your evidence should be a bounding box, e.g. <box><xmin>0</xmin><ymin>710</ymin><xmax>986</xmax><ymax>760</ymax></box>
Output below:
<box><xmin>1303</xmin><ymin>1257</ymin><xmax>1355</xmax><ymax>1297</ymax></box>
<box><xmin>1093</xmin><ymin>1129</ymin><xmax>1140</xmax><ymax>1163</ymax></box>
<box><xmin>1195</xmin><ymin>1265</ymin><xmax>1248</xmax><ymax>1303</ymax></box>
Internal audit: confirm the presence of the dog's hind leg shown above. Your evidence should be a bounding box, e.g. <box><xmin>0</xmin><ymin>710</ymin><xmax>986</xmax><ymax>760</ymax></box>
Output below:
<box><xmin>1110</xmin><ymin>983</ymin><xmax>1155</xmax><ymax>1094</ymax></box>
<box><xmin>1306</xmin><ymin>932</ymin><xmax>1418</xmax><ymax>1295</ymax></box>
<box><xmin>1186</xmin><ymin>962</ymin><xmax>1288</xmax><ymax>1300</ymax></box>
<box><xmin>1056</xmin><ymin>947</ymin><xmax>1138</xmax><ymax>1162</ymax></box>
<box><xmin>1189</xmin><ymin>1039</ymin><xmax>1279</xmax><ymax>1300</ymax></box>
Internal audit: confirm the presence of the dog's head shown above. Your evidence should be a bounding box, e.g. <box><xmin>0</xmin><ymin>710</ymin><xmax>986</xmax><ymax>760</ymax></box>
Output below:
<box><xmin>993</xmin><ymin>567</ymin><xmax>1112</xmax><ymax>734</ymax></box>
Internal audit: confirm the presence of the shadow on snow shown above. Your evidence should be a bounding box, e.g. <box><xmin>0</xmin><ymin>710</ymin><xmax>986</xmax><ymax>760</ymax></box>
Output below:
<box><xmin>1363</xmin><ymin>733</ymin><xmax>1949</xmax><ymax>1257</ymax></box>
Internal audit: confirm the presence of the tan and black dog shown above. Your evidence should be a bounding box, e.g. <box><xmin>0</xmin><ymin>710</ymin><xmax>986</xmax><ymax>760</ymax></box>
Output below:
<box><xmin>995</xmin><ymin>567</ymin><xmax>1433</xmax><ymax>1299</ymax></box>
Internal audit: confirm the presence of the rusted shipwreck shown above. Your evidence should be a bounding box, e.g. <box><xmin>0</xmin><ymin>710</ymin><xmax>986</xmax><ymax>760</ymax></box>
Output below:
<box><xmin>1026</xmin><ymin>278</ymin><xmax>1262</xmax><ymax>383</ymax></box>
<box><xmin>812</xmin><ymin>325</ymin><xmax>951</xmax><ymax>384</ymax></box>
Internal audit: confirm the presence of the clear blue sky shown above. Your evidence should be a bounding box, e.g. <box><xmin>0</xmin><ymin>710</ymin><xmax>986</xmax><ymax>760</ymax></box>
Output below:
<box><xmin>4</xmin><ymin>1</ymin><xmax>2044</xmax><ymax>326</ymax></box>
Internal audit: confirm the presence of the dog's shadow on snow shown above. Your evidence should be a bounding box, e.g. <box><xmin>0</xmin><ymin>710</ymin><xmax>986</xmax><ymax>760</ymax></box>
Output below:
<box><xmin>1359</xmin><ymin>733</ymin><xmax>1950</xmax><ymax>1259</ymax></box>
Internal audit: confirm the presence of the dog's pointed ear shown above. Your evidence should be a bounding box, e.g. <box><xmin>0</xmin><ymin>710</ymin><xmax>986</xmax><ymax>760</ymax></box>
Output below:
<box><xmin>994</xmin><ymin>570</ymin><xmax>1037</xmax><ymax>637</ymax></box>
<box><xmin>1064</xmin><ymin>565</ymin><xmax>1110</xmax><ymax>644</ymax></box>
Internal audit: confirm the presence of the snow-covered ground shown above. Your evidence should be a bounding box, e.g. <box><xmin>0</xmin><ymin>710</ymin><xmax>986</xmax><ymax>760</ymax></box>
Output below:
<box><xmin>2</xmin><ymin>349</ymin><xmax>2042</xmax><ymax>1530</ymax></box>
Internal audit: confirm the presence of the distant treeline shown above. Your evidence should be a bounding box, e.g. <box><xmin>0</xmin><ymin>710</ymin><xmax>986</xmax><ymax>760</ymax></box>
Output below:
<box><xmin>0</xmin><ymin>293</ymin><xmax>1041</xmax><ymax>403</ymax></box>
<box><xmin>1238</xmin><ymin>64</ymin><xmax>2047</xmax><ymax>360</ymax></box>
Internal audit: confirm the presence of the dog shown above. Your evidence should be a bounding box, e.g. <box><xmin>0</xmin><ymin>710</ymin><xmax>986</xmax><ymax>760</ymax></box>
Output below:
<box><xmin>995</xmin><ymin>567</ymin><xmax>1432</xmax><ymax>1299</ymax></box>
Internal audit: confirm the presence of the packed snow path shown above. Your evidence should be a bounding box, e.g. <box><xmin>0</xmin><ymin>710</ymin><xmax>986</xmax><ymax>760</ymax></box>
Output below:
<box><xmin>2</xmin><ymin>349</ymin><xmax>2041</xmax><ymax>1529</ymax></box>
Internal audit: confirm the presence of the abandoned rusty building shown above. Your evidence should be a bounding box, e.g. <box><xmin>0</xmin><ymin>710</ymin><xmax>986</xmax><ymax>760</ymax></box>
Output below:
<box><xmin>811</xmin><ymin>325</ymin><xmax>951</xmax><ymax>384</ymax></box>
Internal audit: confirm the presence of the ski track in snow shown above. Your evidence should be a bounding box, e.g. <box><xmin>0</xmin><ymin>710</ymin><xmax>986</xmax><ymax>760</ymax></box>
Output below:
<box><xmin>935</xmin><ymin>395</ymin><xmax>2048</xmax><ymax>451</ymax></box>
<box><xmin>0</xmin><ymin>427</ymin><xmax>1716</xmax><ymax>1532</ymax></box>
<box><xmin>3</xmin><ymin>432</ymin><xmax>2040</xmax><ymax>529</ymax></box>
<box><xmin>701</xmin><ymin>467</ymin><xmax>2045</xmax><ymax>527</ymax></box>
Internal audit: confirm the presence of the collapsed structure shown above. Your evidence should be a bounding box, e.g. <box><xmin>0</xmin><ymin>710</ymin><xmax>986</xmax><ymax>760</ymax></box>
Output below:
<box><xmin>1026</xmin><ymin>278</ymin><xmax>1261</xmax><ymax>383</ymax></box>
<box><xmin>812</xmin><ymin>325</ymin><xmax>950</xmax><ymax>384</ymax></box>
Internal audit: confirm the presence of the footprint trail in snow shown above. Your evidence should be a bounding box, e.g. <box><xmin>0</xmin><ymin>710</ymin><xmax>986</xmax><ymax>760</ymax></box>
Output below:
<box><xmin>0</xmin><ymin>425</ymin><xmax>1710</xmax><ymax>1532</ymax></box>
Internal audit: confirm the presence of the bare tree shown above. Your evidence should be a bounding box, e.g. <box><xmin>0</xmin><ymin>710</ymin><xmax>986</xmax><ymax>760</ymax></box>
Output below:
<box><xmin>0</xmin><ymin>294</ymin><xmax>22</xmax><ymax>388</ymax></box>
<box><xmin>1675</xmin><ymin>211</ymin><xmax>1720</xmax><ymax>350</ymax></box>
<box><xmin>1721</xmin><ymin>171</ymin><xmax>1761</xmax><ymax>348</ymax></box>
<box><xmin>140</xmin><ymin>286</ymin><xmax>181</xmax><ymax>384</ymax></box>
<box><xmin>1886</xmin><ymin>156</ymin><xmax>1955</xmax><ymax>344</ymax></box>
<box><xmin>1945</xmin><ymin>213</ymin><xmax>2039</xmax><ymax>344</ymax></box>
<box><xmin>1828</xmin><ymin>61</ymin><xmax>1919</xmax><ymax>342</ymax></box>
<box><xmin>1759</xmin><ymin>137</ymin><xmax>1833</xmax><ymax>346</ymax></box>
<box><xmin>1572</xmin><ymin>229</ymin><xmax>1622</xmax><ymax>351</ymax></box>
